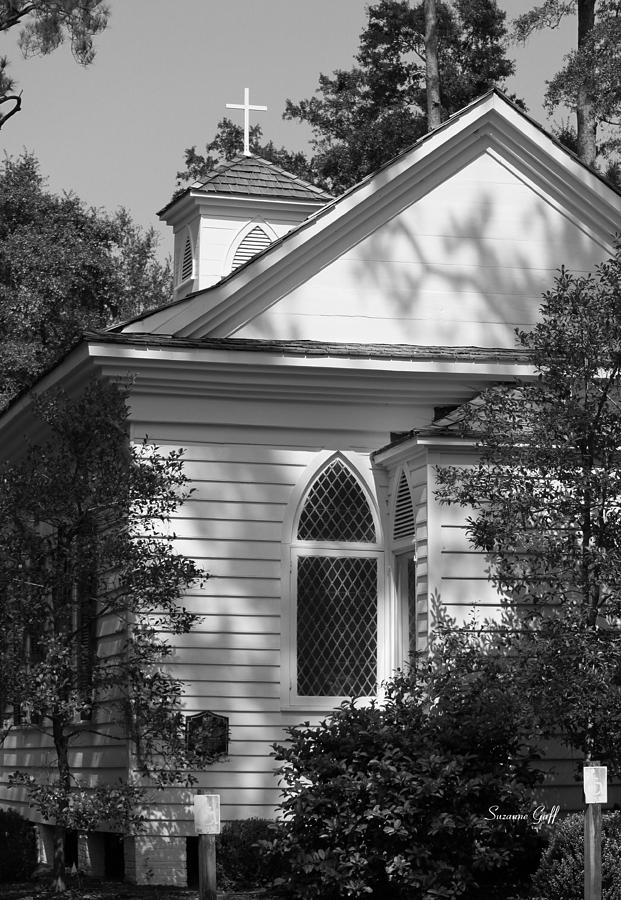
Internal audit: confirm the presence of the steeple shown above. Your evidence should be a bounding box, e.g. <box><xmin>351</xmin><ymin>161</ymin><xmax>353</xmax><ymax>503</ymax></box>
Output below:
<box><xmin>159</xmin><ymin>155</ymin><xmax>333</xmax><ymax>299</ymax></box>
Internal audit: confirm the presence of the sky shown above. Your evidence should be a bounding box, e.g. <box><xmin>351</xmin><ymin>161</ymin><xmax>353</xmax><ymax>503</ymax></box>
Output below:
<box><xmin>0</xmin><ymin>1</ymin><xmax>576</xmax><ymax>263</ymax></box>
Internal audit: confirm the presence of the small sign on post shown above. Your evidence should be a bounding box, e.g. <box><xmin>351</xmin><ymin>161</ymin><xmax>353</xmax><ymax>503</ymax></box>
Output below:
<box><xmin>584</xmin><ymin>766</ymin><xmax>607</xmax><ymax>805</ymax></box>
<box><xmin>194</xmin><ymin>792</ymin><xmax>220</xmax><ymax>900</ymax></box>
<box><xmin>584</xmin><ymin>765</ymin><xmax>607</xmax><ymax>900</ymax></box>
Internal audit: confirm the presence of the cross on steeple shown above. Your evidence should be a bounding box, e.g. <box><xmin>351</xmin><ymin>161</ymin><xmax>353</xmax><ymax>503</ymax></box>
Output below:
<box><xmin>226</xmin><ymin>87</ymin><xmax>268</xmax><ymax>156</ymax></box>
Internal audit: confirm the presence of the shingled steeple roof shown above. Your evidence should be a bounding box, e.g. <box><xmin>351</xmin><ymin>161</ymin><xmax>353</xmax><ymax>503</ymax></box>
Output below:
<box><xmin>159</xmin><ymin>154</ymin><xmax>333</xmax><ymax>216</ymax></box>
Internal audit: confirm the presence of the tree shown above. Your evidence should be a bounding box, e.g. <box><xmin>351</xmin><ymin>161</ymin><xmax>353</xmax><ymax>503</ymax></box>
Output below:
<box><xmin>177</xmin><ymin>1</ymin><xmax>517</xmax><ymax>196</ymax></box>
<box><xmin>424</xmin><ymin>0</ymin><xmax>442</xmax><ymax>129</ymax></box>
<box><xmin>0</xmin><ymin>1</ymin><xmax>109</xmax><ymax>129</ymax></box>
<box><xmin>0</xmin><ymin>153</ymin><xmax>172</xmax><ymax>410</ymax></box>
<box><xmin>435</xmin><ymin>247</ymin><xmax>621</xmax><ymax>768</ymax></box>
<box><xmin>514</xmin><ymin>0</ymin><xmax>621</xmax><ymax>168</ymax></box>
<box><xmin>268</xmin><ymin>611</ymin><xmax>543</xmax><ymax>899</ymax></box>
<box><xmin>283</xmin><ymin>0</ymin><xmax>517</xmax><ymax>193</ymax></box>
<box><xmin>175</xmin><ymin>117</ymin><xmax>317</xmax><ymax>190</ymax></box>
<box><xmin>0</xmin><ymin>379</ymin><xmax>209</xmax><ymax>891</ymax></box>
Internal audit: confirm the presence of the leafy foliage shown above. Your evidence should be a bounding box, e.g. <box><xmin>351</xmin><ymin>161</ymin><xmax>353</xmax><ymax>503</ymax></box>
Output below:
<box><xmin>176</xmin><ymin>118</ymin><xmax>317</xmax><ymax>190</ymax></box>
<box><xmin>435</xmin><ymin>246</ymin><xmax>621</xmax><ymax>765</ymax></box>
<box><xmin>178</xmin><ymin>0</ymin><xmax>517</xmax><ymax>196</ymax></box>
<box><xmin>0</xmin><ymin>1</ymin><xmax>109</xmax><ymax>129</ymax></box>
<box><xmin>531</xmin><ymin>811</ymin><xmax>621</xmax><ymax>899</ymax></box>
<box><xmin>0</xmin><ymin>808</ymin><xmax>37</xmax><ymax>883</ymax></box>
<box><xmin>283</xmin><ymin>0</ymin><xmax>517</xmax><ymax>193</ymax></box>
<box><xmin>0</xmin><ymin>153</ymin><xmax>172</xmax><ymax>409</ymax></box>
<box><xmin>0</xmin><ymin>379</ymin><xmax>208</xmax><ymax>865</ymax></box>
<box><xmin>513</xmin><ymin>0</ymin><xmax>621</xmax><ymax>166</ymax></box>
<box><xmin>215</xmin><ymin>818</ymin><xmax>283</xmax><ymax>891</ymax></box>
<box><xmin>266</xmin><ymin>615</ymin><xmax>544</xmax><ymax>900</ymax></box>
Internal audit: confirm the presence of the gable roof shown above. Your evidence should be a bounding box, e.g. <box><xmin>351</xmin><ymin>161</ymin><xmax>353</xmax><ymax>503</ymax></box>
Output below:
<box><xmin>119</xmin><ymin>90</ymin><xmax>621</xmax><ymax>339</ymax></box>
<box><xmin>159</xmin><ymin>154</ymin><xmax>333</xmax><ymax>218</ymax></box>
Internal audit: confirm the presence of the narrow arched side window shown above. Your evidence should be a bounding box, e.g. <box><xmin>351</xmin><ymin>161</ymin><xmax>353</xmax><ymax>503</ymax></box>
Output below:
<box><xmin>288</xmin><ymin>457</ymin><xmax>383</xmax><ymax>705</ymax></box>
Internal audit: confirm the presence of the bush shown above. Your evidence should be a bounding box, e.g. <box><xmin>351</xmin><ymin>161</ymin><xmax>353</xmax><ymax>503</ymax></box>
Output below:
<box><xmin>267</xmin><ymin>624</ymin><xmax>546</xmax><ymax>899</ymax></box>
<box><xmin>531</xmin><ymin>811</ymin><xmax>621</xmax><ymax>899</ymax></box>
<box><xmin>217</xmin><ymin>817</ymin><xmax>282</xmax><ymax>890</ymax></box>
<box><xmin>0</xmin><ymin>808</ymin><xmax>37</xmax><ymax>882</ymax></box>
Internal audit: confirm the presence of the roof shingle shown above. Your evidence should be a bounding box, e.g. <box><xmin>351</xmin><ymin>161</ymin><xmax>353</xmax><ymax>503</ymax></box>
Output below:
<box><xmin>190</xmin><ymin>155</ymin><xmax>332</xmax><ymax>202</ymax></box>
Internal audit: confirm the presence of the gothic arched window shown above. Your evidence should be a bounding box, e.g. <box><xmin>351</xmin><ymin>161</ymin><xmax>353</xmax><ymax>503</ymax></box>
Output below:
<box><xmin>290</xmin><ymin>458</ymin><xmax>382</xmax><ymax>701</ymax></box>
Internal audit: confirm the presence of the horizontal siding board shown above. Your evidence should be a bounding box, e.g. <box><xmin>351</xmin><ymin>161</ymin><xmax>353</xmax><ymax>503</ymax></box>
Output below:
<box><xmin>169</xmin><ymin>538</ymin><xmax>280</xmax><ymax>562</ymax></box>
<box><xmin>168</xmin><ymin>519</ymin><xmax>282</xmax><ymax>542</ymax></box>
<box><xmin>182</xmin><ymin>697</ymin><xmax>281</xmax><ymax>712</ymax></box>
<box><xmin>181</xmin><ymin>681</ymin><xmax>279</xmax><ymax>698</ymax></box>
<box><xmin>170</xmin><ymin>614</ymin><xmax>279</xmax><ymax>634</ymax></box>
<box><xmin>173</xmin><ymin>665</ymin><xmax>280</xmax><ymax>683</ymax></box>
<box><xmin>172</xmin><ymin>500</ymin><xmax>286</xmax><ymax>522</ymax></box>
<box><xmin>187</xmin><ymin>482</ymin><xmax>292</xmax><ymax>504</ymax></box>
<box><xmin>170</xmin><ymin>649</ymin><xmax>279</xmax><ymax>666</ymax></box>
<box><xmin>175</xmin><ymin>595</ymin><xmax>280</xmax><ymax>616</ymax></box>
<box><xmin>185</xmin><ymin>579</ymin><xmax>279</xmax><ymax>598</ymax></box>
<box><xmin>180</xmin><ymin>460</ymin><xmax>303</xmax><ymax>485</ymax></box>
<box><xmin>179</xmin><ymin>558</ymin><xmax>280</xmax><ymax>578</ymax></box>
<box><xmin>167</xmin><ymin>631</ymin><xmax>279</xmax><ymax>650</ymax></box>
<box><xmin>441</xmin><ymin>525</ymin><xmax>475</xmax><ymax>552</ymax></box>
<box><xmin>151</xmin><ymin>444</ymin><xmax>313</xmax><ymax>466</ymax></box>
<box><xmin>441</xmin><ymin>551</ymin><xmax>493</xmax><ymax>579</ymax></box>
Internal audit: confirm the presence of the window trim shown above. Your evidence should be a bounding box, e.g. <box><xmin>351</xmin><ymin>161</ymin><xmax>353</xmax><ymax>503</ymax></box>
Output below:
<box><xmin>281</xmin><ymin>451</ymin><xmax>385</xmax><ymax>710</ymax></box>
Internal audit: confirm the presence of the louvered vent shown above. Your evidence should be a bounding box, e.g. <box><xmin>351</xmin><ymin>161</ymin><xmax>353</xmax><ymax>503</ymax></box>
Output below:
<box><xmin>181</xmin><ymin>235</ymin><xmax>193</xmax><ymax>282</ymax></box>
<box><xmin>232</xmin><ymin>225</ymin><xmax>271</xmax><ymax>269</ymax></box>
<box><xmin>393</xmin><ymin>471</ymin><xmax>415</xmax><ymax>542</ymax></box>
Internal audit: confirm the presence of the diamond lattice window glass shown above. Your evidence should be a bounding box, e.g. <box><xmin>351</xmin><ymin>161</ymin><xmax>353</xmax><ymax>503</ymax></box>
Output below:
<box><xmin>297</xmin><ymin>556</ymin><xmax>377</xmax><ymax>696</ymax></box>
<box><xmin>297</xmin><ymin>460</ymin><xmax>376</xmax><ymax>542</ymax></box>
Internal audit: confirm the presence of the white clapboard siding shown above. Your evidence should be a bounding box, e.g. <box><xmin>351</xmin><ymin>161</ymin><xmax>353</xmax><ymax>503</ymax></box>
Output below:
<box><xmin>172</xmin><ymin>595</ymin><xmax>280</xmax><ymax>617</ymax></box>
<box><xmin>237</xmin><ymin>151</ymin><xmax>609</xmax><ymax>345</ymax></box>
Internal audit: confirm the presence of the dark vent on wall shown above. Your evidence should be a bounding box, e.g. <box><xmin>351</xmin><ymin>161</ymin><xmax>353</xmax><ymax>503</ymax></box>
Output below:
<box><xmin>232</xmin><ymin>225</ymin><xmax>271</xmax><ymax>269</ymax></box>
<box><xmin>393</xmin><ymin>471</ymin><xmax>415</xmax><ymax>542</ymax></box>
<box><xmin>181</xmin><ymin>235</ymin><xmax>193</xmax><ymax>282</ymax></box>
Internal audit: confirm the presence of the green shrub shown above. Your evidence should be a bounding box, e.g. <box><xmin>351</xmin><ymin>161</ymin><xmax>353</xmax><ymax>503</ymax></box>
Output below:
<box><xmin>531</xmin><ymin>811</ymin><xmax>621</xmax><ymax>899</ymax></box>
<box><xmin>0</xmin><ymin>808</ymin><xmax>37</xmax><ymax>883</ymax></box>
<box><xmin>216</xmin><ymin>817</ymin><xmax>282</xmax><ymax>890</ymax></box>
<box><xmin>267</xmin><ymin>625</ymin><xmax>545</xmax><ymax>899</ymax></box>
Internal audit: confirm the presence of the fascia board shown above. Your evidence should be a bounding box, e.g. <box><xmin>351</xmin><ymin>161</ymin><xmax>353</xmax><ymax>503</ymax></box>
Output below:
<box><xmin>161</xmin><ymin>189</ymin><xmax>327</xmax><ymax>229</ymax></box>
<box><xmin>87</xmin><ymin>339</ymin><xmax>536</xmax><ymax>379</ymax></box>
<box><xmin>415</xmin><ymin>435</ymin><xmax>479</xmax><ymax>448</ymax></box>
<box><xmin>484</xmin><ymin>117</ymin><xmax>620</xmax><ymax>247</ymax></box>
<box><xmin>372</xmin><ymin>436</ymin><xmax>421</xmax><ymax>467</ymax></box>
<box><xmin>158</xmin><ymin>191</ymin><xmax>198</xmax><ymax>228</ymax></box>
<box><xmin>488</xmin><ymin>94</ymin><xmax>621</xmax><ymax>221</ymax></box>
<box><xmin>194</xmin><ymin>194</ymin><xmax>327</xmax><ymax>215</ymax></box>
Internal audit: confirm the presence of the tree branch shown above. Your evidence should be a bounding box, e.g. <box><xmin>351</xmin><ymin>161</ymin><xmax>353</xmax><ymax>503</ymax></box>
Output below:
<box><xmin>0</xmin><ymin>3</ymin><xmax>36</xmax><ymax>34</ymax></box>
<box><xmin>0</xmin><ymin>91</ymin><xmax>21</xmax><ymax>129</ymax></box>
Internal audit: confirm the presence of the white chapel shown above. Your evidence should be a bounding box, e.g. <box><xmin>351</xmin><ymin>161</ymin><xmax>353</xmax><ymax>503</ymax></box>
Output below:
<box><xmin>1</xmin><ymin>89</ymin><xmax>620</xmax><ymax>884</ymax></box>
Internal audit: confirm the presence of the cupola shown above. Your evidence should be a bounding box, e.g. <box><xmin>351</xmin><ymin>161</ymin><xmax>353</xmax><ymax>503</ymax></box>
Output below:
<box><xmin>158</xmin><ymin>155</ymin><xmax>333</xmax><ymax>299</ymax></box>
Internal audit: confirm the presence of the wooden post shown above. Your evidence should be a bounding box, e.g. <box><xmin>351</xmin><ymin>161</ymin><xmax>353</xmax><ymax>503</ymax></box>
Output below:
<box><xmin>584</xmin><ymin>802</ymin><xmax>602</xmax><ymax>900</ymax></box>
<box><xmin>198</xmin><ymin>833</ymin><xmax>217</xmax><ymax>900</ymax></box>
<box><xmin>584</xmin><ymin>764</ymin><xmax>606</xmax><ymax>900</ymax></box>
<box><xmin>194</xmin><ymin>790</ymin><xmax>220</xmax><ymax>900</ymax></box>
